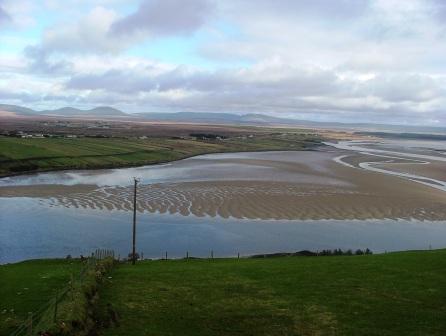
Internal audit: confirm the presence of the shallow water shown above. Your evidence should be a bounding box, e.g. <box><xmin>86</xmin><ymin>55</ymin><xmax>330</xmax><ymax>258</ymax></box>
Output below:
<box><xmin>326</xmin><ymin>140</ymin><xmax>446</xmax><ymax>191</ymax></box>
<box><xmin>0</xmin><ymin>151</ymin><xmax>339</xmax><ymax>187</ymax></box>
<box><xmin>1</xmin><ymin>141</ymin><xmax>446</xmax><ymax>263</ymax></box>
<box><xmin>1</xmin><ymin>198</ymin><xmax>446</xmax><ymax>264</ymax></box>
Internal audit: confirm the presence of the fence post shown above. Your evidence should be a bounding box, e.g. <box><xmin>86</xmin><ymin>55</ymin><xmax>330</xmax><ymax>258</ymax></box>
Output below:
<box><xmin>211</xmin><ymin>250</ymin><xmax>214</xmax><ymax>259</ymax></box>
<box><xmin>186</xmin><ymin>251</ymin><xmax>189</xmax><ymax>260</ymax></box>
<box><xmin>27</xmin><ymin>312</ymin><xmax>33</xmax><ymax>335</ymax></box>
<box><xmin>53</xmin><ymin>291</ymin><xmax>58</xmax><ymax>323</ymax></box>
<box><xmin>237</xmin><ymin>252</ymin><xmax>240</xmax><ymax>259</ymax></box>
<box><xmin>70</xmin><ymin>274</ymin><xmax>74</xmax><ymax>302</ymax></box>
<box><xmin>165</xmin><ymin>251</ymin><xmax>167</xmax><ymax>260</ymax></box>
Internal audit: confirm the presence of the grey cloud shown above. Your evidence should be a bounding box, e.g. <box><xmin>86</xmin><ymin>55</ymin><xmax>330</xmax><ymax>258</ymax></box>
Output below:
<box><xmin>227</xmin><ymin>0</ymin><xmax>370</xmax><ymax>21</ymax></box>
<box><xmin>361</xmin><ymin>74</ymin><xmax>445</xmax><ymax>103</ymax></box>
<box><xmin>429</xmin><ymin>0</ymin><xmax>446</xmax><ymax>21</ymax></box>
<box><xmin>24</xmin><ymin>45</ymin><xmax>72</xmax><ymax>75</ymax></box>
<box><xmin>62</xmin><ymin>63</ymin><xmax>445</xmax><ymax>125</ymax></box>
<box><xmin>0</xmin><ymin>90</ymin><xmax>87</xmax><ymax>106</ymax></box>
<box><xmin>0</xmin><ymin>1</ymin><xmax>11</xmax><ymax>25</ymax></box>
<box><xmin>110</xmin><ymin>0</ymin><xmax>213</xmax><ymax>36</ymax></box>
<box><xmin>65</xmin><ymin>65</ymin><xmax>343</xmax><ymax>97</ymax></box>
<box><xmin>0</xmin><ymin>89</ymin><xmax>33</xmax><ymax>102</ymax></box>
<box><xmin>66</xmin><ymin>69</ymin><xmax>157</xmax><ymax>93</ymax></box>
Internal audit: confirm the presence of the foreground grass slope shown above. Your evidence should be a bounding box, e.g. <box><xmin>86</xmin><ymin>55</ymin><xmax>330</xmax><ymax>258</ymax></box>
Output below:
<box><xmin>0</xmin><ymin>259</ymin><xmax>81</xmax><ymax>335</ymax></box>
<box><xmin>98</xmin><ymin>250</ymin><xmax>446</xmax><ymax>336</ymax></box>
<box><xmin>0</xmin><ymin>132</ymin><xmax>319</xmax><ymax>176</ymax></box>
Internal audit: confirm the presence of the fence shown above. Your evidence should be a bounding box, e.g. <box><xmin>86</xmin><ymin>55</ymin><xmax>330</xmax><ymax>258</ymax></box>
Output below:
<box><xmin>9</xmin><ymin>249</ymin><xmax>114</xmax><ymax>336</ymax></box>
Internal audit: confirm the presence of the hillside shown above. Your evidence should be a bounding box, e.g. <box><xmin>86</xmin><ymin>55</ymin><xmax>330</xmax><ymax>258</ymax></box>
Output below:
<box><xmin>96</xmin><ymin>250</ymin><xmax>446</xmax><ymax>336</ymax></box>
<box><xmin>2</xmin><ymin>250</ymin><xmax>446</xmax><ymax>335</ymax></box>
<box><xmin>0</xmin><ymin>259</ymin><xmax>82</xmax><ymax>335</ymax></box>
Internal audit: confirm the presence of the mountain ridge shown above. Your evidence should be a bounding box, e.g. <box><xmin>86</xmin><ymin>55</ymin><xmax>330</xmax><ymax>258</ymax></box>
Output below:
<box><xmin>1</xmin><ymin>104</ymin><xmax>445</xmax><ymax>134</ymax></box>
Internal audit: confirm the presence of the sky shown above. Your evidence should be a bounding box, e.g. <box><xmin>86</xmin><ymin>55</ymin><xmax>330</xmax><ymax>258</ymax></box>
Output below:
<box><xmin>0</xmin><ymin>0</ymin><xmax>445</xmax><ymax>125</ymax></box>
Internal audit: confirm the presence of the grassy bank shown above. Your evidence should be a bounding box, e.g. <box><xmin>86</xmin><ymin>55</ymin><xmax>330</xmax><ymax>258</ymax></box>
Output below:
<box><xmin>97</xmin><ymin>250</ymin><xmax>446</xmax><ymax>336</ymax></box>
<box><xmin>0</xmin><ymin>132</ymin><xmax>320</xmax><ymax>176</ymax></box>
<box><xmin>0</xmin><ymin>259</ymin><xmax>82</xmax><ymax>335</ymax></box>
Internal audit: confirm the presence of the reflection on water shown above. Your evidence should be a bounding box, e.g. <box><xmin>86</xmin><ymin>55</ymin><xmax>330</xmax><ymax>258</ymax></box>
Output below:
<box><xmin>1</xmin><ymin>141</ymin><xmax>446</xmax><ymax>263</ymax></box>
<box><xmin>1</xmin><ymin>198</ymin><xmax>446</xmax><ymax>264</ymax></box>
<box><xmin>0</xmin><ymin>151</ymin><xmax>337</xmax><ymax>187</ymax></box>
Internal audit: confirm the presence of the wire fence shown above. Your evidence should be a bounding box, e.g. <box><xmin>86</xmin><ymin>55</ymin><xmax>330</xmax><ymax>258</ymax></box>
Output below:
<box><xmin>9</xmin><ymin>249</ymin><xmax>115</xmax><ymax>336</ymax></box>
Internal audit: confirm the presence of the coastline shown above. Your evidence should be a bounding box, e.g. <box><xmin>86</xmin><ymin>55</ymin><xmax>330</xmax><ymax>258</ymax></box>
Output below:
<box><xmin>0</xmin><ymin>144</ymin><xmax>322</xmax><ymax>179</ymax></box>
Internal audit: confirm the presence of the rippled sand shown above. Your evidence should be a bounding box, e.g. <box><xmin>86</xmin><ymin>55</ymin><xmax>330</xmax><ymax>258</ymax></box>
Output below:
<box><xmin>1</xmin><ymin>149</ymin><xmax>446</xmax><ymax>220</ymax></box>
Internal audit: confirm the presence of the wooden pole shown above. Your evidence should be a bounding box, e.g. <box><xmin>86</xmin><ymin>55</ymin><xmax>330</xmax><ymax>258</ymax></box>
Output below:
<box><xmin>27</xmin><ymin>312</ymin><xmax>33</xmax><ymax>335</ymax></box>
<box><xmin>132</xmin><ymin>177</ymin><xmax>139</xmax><ymax>265</ymax></box>
<box><xmin>53</xmin><ymin>291</ymin><xmax>58</xmax><ymax>323</ymax></box>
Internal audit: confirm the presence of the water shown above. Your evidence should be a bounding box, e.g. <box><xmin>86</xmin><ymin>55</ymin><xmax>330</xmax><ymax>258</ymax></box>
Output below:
<box><xmin>1</xmin><ymin>198</ymin><xmax>445</xmax><ymax>263</ymax></box>
<box><xmin>1</xmin><ymin>141</ymin><xmax>446</xmax><ymax>264</ymax></box>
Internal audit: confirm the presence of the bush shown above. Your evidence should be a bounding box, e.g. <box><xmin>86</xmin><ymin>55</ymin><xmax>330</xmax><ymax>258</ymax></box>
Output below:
<box><xmin>38</xmin><ymin>258</ymin><xmax>115</xmax><ymax>336</ymax></box>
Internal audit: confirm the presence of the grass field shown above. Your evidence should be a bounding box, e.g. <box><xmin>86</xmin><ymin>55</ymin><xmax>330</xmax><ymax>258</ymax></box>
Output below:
<box><xmin>2</xmin><ymin>251</ymin><xmax>445</xmax><ymax>335</ymax></box>
<box><xmin>0</xmin><ymin>259</ymin><xmax>81</xmax><ymax>335</ymax></box>
<box><xmin>96</xmin><ymin>250</ymin><xmax>446</xmax><ymax>336</ymax></box>
<box><xmin>0</xmin><ymin>132</ymin><xmax>320</xmax><ymax>176</ymax></box>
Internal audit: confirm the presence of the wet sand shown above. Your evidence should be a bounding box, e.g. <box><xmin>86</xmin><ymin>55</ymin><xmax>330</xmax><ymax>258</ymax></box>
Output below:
<box><xmin>381</xmin><ymin>161</ymin><xmax>446</xmax><ymax>182</ymax></box>
<box><xmin>1</xmin><ymin>147</ymin><xmax>446</xmax><ymax>220</ymax></box>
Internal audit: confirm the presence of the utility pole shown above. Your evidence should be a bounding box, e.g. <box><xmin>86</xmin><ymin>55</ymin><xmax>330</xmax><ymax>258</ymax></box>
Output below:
<box><xmin>132</xmin><ymin>177</ymin><xmax>139</xmax><ymax>265</ymax></box>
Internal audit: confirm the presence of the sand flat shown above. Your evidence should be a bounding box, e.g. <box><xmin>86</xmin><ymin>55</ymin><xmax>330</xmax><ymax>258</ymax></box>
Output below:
<box><xmin>2</xmin><ymin>146</ymin><xmax>446</xmax><ymax>220</ymax></box>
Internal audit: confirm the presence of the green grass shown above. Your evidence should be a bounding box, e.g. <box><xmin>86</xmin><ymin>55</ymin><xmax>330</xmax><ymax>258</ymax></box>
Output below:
<box><xmin>0</xmin><ymin>259</ymin><xmax>82</xmax><ymax>335</ymax></box>
<box><xmin>97</xmin><ymin>250</ymin><xmax>446</xmax><ymax>336</ymax></box>
<box><xmin>0</xmin><ymin>133</ymin><xmax>320</xmax><ymax>176</ymax></box>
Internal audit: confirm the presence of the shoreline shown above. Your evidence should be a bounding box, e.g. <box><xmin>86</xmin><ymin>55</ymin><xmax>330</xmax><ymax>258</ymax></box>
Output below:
<box><xmin>3</xmin><ymin>145</ymin><xmax>446</xmax><ymax>221</ymax></box>
<box><xmin>2</xmin><ymin>247</ymin><xmax>444</xmax><ymax>266</ymax></box>
<box><xmin>0</xmin><ymin>145</ymin><xmax>323</xmax><ymax>180</ymax></box>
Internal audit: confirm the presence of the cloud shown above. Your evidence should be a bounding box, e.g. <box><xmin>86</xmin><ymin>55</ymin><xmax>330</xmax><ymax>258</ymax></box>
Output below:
<box><xmin>24</xmin><ymin>45</ymin><xmax>72</xmax><ymax>75</ymax></box>
<box><xmin>22</xmin><ymin>1</ymin><xmax>213</xmax><ymax>59</ymax></box>
<box><xmin>228</xmin><ymin>0</ymin><xmax>370</xmax><ymax>21</ymax></box>
<box><xmin>62</xmin><ymin>58</ymin><xmax>446</xmax><ymax>125</ymax></box>
<box><xmin>428</xmin><ymin>0</ymin><xmax>446</xmax><ymax>21</ymax></box>
<box><xmin>65</xmin><ymin>61</ymin><xmax>342</xmax><ymax>97</ymax></box>
<box><xmin>3</xmin><ymin>0</ymin><xmax>446</xmax><ymax>125</ymax></box>
<box><xmin>360</xmin><ymin>74</ymin><xmax>445</xmax><ymax>103</ymax></box>
<box><xmin>41</xmin><ymin>6</ymin><xmax>121</xmax><ymax>54</ymax></box>
<box><xmin>0</xmin><ymin>1</ymin><xmax>11</xmax><ymax>26</ymax></box>
<box><xmin>110</xmin><ymin>0</ymin><xmax>213</xmax><ymax>37</ymax></box>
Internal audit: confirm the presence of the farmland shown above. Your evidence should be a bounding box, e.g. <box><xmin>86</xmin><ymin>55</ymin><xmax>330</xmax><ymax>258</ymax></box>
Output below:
<box><xmin>0</xmin><ymin>131</ymin><xmax>321</xmax><ymax>176</ymax></box>
<box><xmin>2</xmin><ymin>250</ymin><xmax>446</xmax><ymax>336</ymax></box>
<box><xmin>96</xmin><ymin>250</ymin><xmax>446</xmax><ymax>336</ymax></box>
<box><xmin>0</xmin><ymin>259</ymin><xmax>82</xmax><ymax>335</ymax></box>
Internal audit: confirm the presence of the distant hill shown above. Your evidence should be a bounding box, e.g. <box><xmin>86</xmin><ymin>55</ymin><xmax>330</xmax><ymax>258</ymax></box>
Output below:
<box><xmin>1</xmin><ymin>104</ymin><xmax>446</xmax><ymax>134</ymax></box>
<box><xmin>0</xmin><ymin>104</ymin><xmax>126</xmax><ymax>117</ymax></box>
<box><xmin>0</xmin><ymin>104</ymin><xmax>36</xmax><ymax>115</ymax></box>
<box><xmin>136</xmin><ymin>112</ymin><xmax>446</xmax><ymax>134</ymax></box>
<box><xmin>41</xmin><ymin>106</ymin><xmax>126</xmax><ymax>116</ymax></box>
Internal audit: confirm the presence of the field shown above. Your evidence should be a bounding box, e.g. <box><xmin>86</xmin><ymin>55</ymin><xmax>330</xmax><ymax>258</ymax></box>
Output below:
<box><xmin>0</xmin><ymin>259</ymin><xmax>81</xmax><ymax>335</ymax></box>
<box><xmin>96</xmin><ymin>250</ymin><xmax>446</xmax><ymax>336</ymax></box>
<box><xmin>0</xmin><ymin>132</ymin><xmax>320</xmax><ymax>176</ymax></box>
<box><xmin>2</xmin><ymin>251</ymin><xmax>445</xmax><ymax>335</ymax></box>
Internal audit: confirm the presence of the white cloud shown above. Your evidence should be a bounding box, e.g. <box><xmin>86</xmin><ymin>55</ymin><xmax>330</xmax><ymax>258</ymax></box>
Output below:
<box><xmin>2</xmin><ymin>0</ymin><xmax>446</xmax><ymax>125</ymax></box>
<box><xmin>41</xmin><ymin>6</ymin><xmax>121</xmax><ymax>53</ymax></box>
